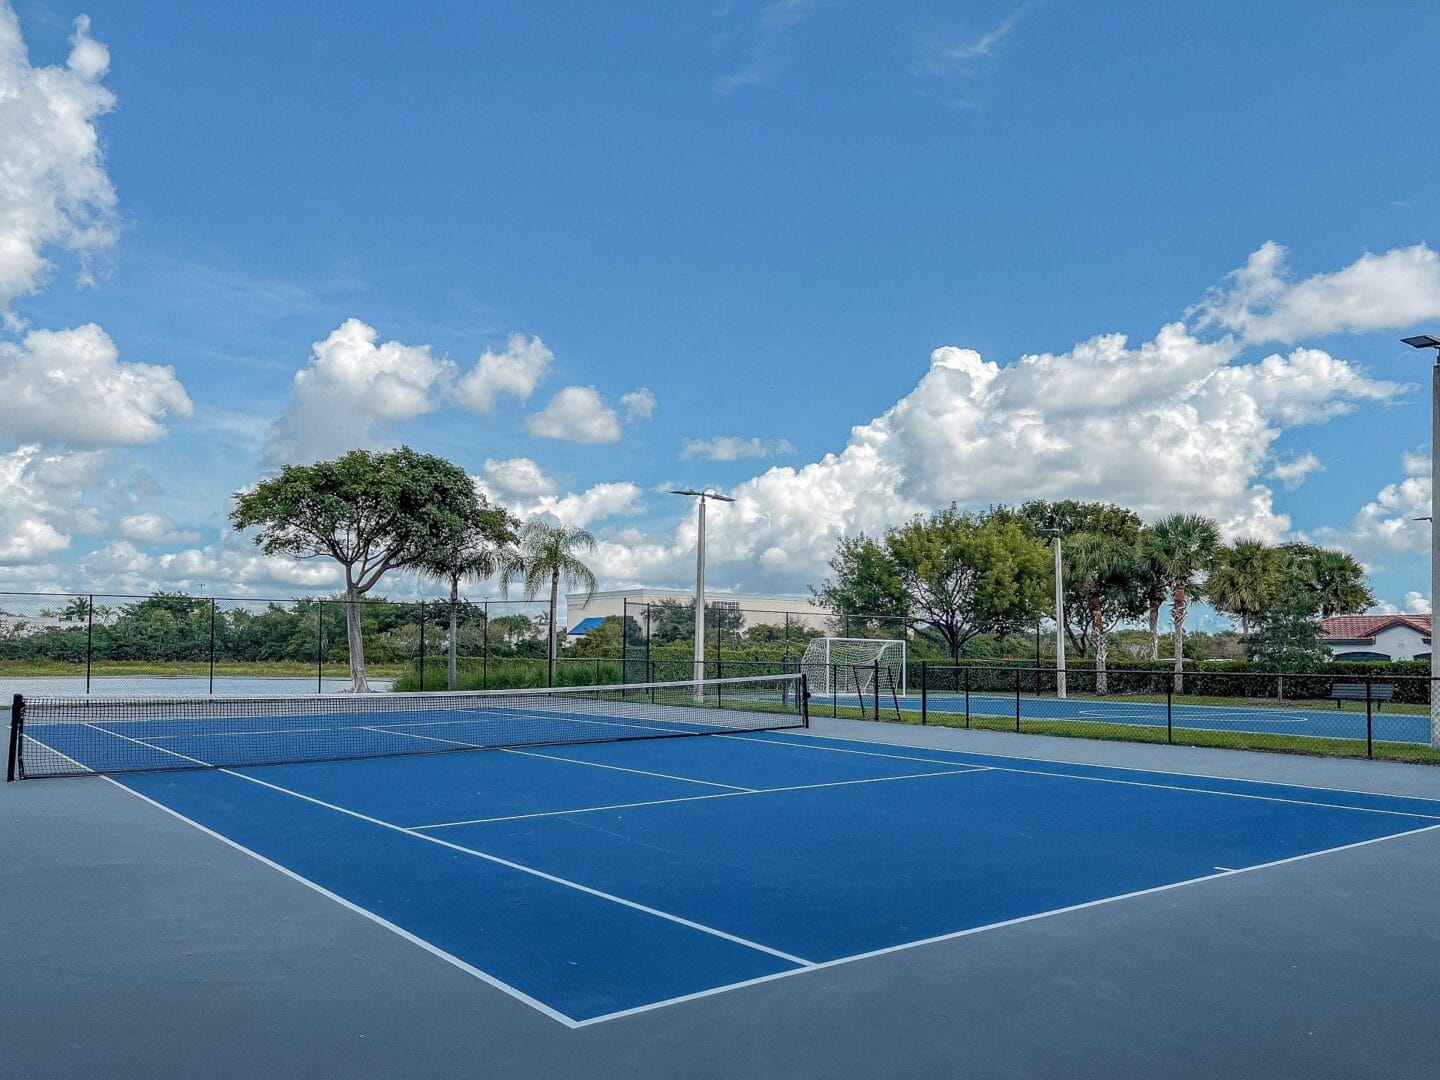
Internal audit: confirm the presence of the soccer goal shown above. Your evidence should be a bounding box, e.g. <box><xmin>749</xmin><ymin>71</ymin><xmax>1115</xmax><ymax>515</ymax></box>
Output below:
<box><xmin>800</xmin><ymin>637</ymin><xmax>907</xmax><ymax>698</ymax></box>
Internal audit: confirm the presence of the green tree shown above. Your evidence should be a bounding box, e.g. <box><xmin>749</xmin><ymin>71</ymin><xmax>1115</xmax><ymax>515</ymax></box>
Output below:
<box><xmin>811</xmin><ymin>534</ymin><xmax>909</xmax><ymax>626</ymax></box>
<box><xmin>230</xmin><ymin>447</ymin><xmax>481</xmax><ymax>691</ymax></box>
<box><xmin>1283</xmin><ymin>544</ymin><xmax>1375</xmax><ymax>617</ymax></box>
<box><xmin>883</xmin><ymin>506</ymin><xmax>1050</xmax><ymax>661</ymax></box>
<box><xmin>1134</xmin><ymin>530</ymin><xmax>1171</xmax><ymax>662</ymax></box>
<box><xmin>1247</xmin><ymin>576</ymin><xmax>1330</xmax><ymax>672</ymax></box>
<box><xmin>1145</xmin><ymin>513</ymin><xmax>1221</xmax><ymax>691</ymax></box>
<box><xmin>1019</xmin><ymin>500</ymin><xmax>1143</xmax><ymax>656</ymax></box>
<box><xmin>1064</xmin><ymin>531</ymin><xmax>1146</xmax><ymax>694</ymax></box>
<box><xmin>1206</xmin><ymin>539</ymin><xmax>1283</xmax><ymax>642</ymax></box>
<box><xmin>416</xmin><ymin>500</ymin><xmax>519</xmax><ymax>690</ymax></box>
<box><xmin>504</xmin><ymin>521</ymin><xmax>600</xmax><ymax>685</ymax></box>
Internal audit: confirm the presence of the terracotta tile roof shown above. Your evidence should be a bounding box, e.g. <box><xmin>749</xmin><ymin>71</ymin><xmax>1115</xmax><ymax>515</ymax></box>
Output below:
<box><xmin>1321</xmin><ymin>614</ymin><xmax>1431</xmax><ymax>642</ymax></box>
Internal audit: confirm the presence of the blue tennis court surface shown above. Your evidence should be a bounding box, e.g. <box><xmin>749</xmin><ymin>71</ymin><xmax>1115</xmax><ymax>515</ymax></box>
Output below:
<box><xmin>96</xmin><ymin>726</ymin><xmax>1440</xmax><ymax>1027</ymax></box>
<box><xmin>894</xmin><ymin>691</ymin><xmax>1435</xmax><ymax>744</ymax></box>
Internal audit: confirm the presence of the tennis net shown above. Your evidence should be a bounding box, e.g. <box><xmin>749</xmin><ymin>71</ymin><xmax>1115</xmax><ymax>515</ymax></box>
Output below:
<box><xmin>5</xmin><ymin>673</ymin><xmax>808</xmax><ymax>780</ymax></box>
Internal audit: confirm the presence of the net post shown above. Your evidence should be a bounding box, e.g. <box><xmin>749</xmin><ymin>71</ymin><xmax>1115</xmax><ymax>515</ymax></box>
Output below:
<box><xmin>418</xmin><ymin>600</ymin><xmax>426</xmax><ymax>692</ymax></box>
<box><xmin>6</xmin><ymin>694</ymin><xmax>23</xmax><ymax>782</ymax></box>
<box><xmin>1365</xmin><ymin>675</ymin><xmax>1374</xmax><ymax>758</ymax></box>
<box><xmin>799</xmin><ymin>673</ymin><xmax>810</xmax><ymax>728</ymax></box>
<box><xmin>921</xmin><ymin>661</ymin><xmax>928</xmax><ymax>725</ymax></box>
<box><xmin>208</xmin><ymin>597</ymin><xmax>217</xmax><ymax>696</ymax></box>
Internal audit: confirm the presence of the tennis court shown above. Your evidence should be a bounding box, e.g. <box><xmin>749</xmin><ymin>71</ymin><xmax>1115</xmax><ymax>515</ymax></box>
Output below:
<box><xmin>902</xmin><ymin>690</ymin><xmax>1435</xmax><ymax>745</ymax></box>
<box><xmin>9</xmin><ymin>674</ymin><xmax>1440</xmax><ymax>1031</ymax></box>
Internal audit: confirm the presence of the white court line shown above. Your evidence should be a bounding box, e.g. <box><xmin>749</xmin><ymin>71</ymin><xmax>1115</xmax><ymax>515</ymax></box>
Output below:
<box><xmin>103</xmin><ymin>778</ymin><xmax>582</xmax><ymax>1028</ymax></box>
<box><xmin>226</xmin><ymin>768</ymin><xmax>812</xmax><ymax>967</ymax></box>
<box><xmin>363</xmin><ymin>725</ymin><xmax>756</xmax><ymax>792</ymax></box>
<box><xmin>409</xmin><ymin>767</ymin><xmax>990</xmax><ymax>829</ymax></box>
<box><xmin>62</xmin><ymin>723</ymin><xmax>811</xmax><ymax>966</ymax></box>
<box><xmin>571</xmin><ymin>820</ymin><xmax>1440</xmax><ymax>1027</ymax></box>
<box><xmin>1075</xmin><ymin>709</ymin><xmax>1309</xmax><ymax>724</ymax></box>
<box><xmin>757</xmin><ymin>728</ymin><xmax>1440</xmax><ymax>806</ymax></box>
<box><xmin>722</xmin><ymin>734</ymin><xmax>1440</xmax><ymax>821</ymax></box>
<box><xmin>500</xmin><ymin>747</ymin><xmax>757</xmax><ymax>791</ymax></box>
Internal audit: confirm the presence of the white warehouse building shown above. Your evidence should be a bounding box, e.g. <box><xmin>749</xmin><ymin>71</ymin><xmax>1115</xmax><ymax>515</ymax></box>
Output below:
<box><xmin>566</xmin><ymin>589</ymin><xmax>833</xmax><ymax>637</ymax></box>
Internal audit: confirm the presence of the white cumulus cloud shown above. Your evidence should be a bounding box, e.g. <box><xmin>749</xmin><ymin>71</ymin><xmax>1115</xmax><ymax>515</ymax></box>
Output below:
<box><xmin>1312</xmin><ymin>452</ymin><xmax>1431</xmax><ymax>570</ymax></box>
<box><xmin>116</xmin><ymin>512</ymin><xmax>200</xmax><ymax>546</ymax></box>
<box><xmin>1268</xmin><ymin>452</ymin><xmax>1323</xmax><ymax>490</ymax></box>
<box><xmin>0</xmin><ymin>8</ymin><xmax>118</xmax><ymax>313</ymax></box>
<box><xmin>453</xmin><ymin>333</ymin><xmax>552</xmax><ymax>413</ymax></box>
<box><xmin>622</xmin><ymin>387</ymin><xmax>657</xmax><ymax>421</ymax></box>
<box><xmin>0</xmin><ymin>324</ymin><xmax>193</xmax><ymax>447</ymax></box>
<box><xmin>482</xmin><ymin>457</ymin><xmax>557</xmax><ymax>499</ymax></box>
<box><xmin>528</xmin><ymin>386</ymin><xmax>623</xmax><ymax>443</ymax></box>
<box><xmin>681</xmin><ymin>436</ymin><xmax>798</xmax><ymax>461</ymax></box>
<box><xmin>1192</xmin><ymin>242</ymin><xmax>1440</xmax><ymax>345</ymax></box>
<box><xmin>264</xmin><ymin>318</ymin><xmax>453</xmax><ymax>466</ymax></box>
<box><xmin>0</xmin><ymin>445</ymin><xmax>110</xmax><ymax>564</ymax></box>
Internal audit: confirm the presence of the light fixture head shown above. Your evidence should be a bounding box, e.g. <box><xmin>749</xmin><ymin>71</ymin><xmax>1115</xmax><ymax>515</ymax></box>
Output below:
<box><xmin>1402</xmin><ymin>335</ymin><xmax>1440</xmax><ymax>350</ymax></box>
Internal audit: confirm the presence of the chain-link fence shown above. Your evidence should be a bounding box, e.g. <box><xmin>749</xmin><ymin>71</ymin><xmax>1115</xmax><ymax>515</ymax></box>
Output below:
<box><xmin>0</xmin><ymin>591</ymin><xmax>619</xmax><ymax>699</ymax></box>
<box><xmin>911</xmin><ymin>664</ymin><xmax>1439</xmax><ymax>764</ymax></box>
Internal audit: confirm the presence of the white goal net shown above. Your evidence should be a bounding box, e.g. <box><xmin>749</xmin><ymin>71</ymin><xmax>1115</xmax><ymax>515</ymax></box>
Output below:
<box><xmin>800</xmin><ymin>637</ymin><xmax>907</xmax><ymax>697</ymax></box>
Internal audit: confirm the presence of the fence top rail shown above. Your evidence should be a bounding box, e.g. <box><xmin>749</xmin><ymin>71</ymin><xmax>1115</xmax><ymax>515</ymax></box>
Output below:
<box><xmin>0</xmin><ymin>590</ymin><xmax>552</xmax><ymax>608</ymax></box>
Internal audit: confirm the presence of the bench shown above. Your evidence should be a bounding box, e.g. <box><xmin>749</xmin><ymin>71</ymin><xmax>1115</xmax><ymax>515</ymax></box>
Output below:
<box><xmin>1330</xmin><ymin>682</ymin><xmax>1394</xmax><ymax>709</ymax></box>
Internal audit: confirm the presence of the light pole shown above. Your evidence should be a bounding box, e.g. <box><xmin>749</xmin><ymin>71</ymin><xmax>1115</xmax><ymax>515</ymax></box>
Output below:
<box><xmin>1042</xmin><ymin>528</ymin><xmax>1066</xmax><ymax>699</ymax></box>
<box><xmin>1402</xmin><ymin>334</ymin><xmax>1440</xmax><ymax>748</ymax></box>
<box><xmin>671</xmin><ymin>489</ymin><xmax>735</xmax><ymax>695</ymax></box>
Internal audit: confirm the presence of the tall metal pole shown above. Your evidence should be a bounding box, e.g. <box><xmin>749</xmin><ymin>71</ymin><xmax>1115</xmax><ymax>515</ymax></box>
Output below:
<box><xmin>671</xmin><ymin>488</ymin><xmax>734</xmax><ymax>700</ymax></box>
<box><xmin>1401</xmin><ymin>336</ymin><xmax>1440</xmax><ymax>749</ymax></box>
<box><xmin>1432</xmin><ymin>361</ymin><xmax>1439</xmax><ymax>748</ymax></box>
<box><xmin>1053</xmin><ymin>533</ymin><xmax>1067</xmax><ymax>700</ymax></box>
<box><xmin>695</xmin><ymin>495</ymin><xmax>707</xmax><ymax>689</ymax></box>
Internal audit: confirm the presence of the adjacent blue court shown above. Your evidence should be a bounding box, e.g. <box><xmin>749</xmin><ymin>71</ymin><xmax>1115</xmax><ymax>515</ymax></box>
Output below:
<box><xmin>108</xmin><ymin>728</ymin><xmax>1440</xmax><ymax>1026</ymax></box>
<box><xmin>896</xmin><ymin>691</ymin><xmax>1435</xmax><ymax>744</ymax></box>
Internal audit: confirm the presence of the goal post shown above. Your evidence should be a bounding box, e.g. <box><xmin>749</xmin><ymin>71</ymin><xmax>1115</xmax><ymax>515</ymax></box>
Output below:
<box><xmin>800</xmin><ymin>637</ymin><xmax>907</xmax><ymax>697</ymax></box>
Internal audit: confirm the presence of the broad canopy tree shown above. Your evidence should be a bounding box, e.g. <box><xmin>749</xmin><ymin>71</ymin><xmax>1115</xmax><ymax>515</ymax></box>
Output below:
<box><xmin>818</xmin><ymin>506</ymin><xmax>1050</xmax><ymax>662</ymax></box>
<box><xmin>231</xmin><ymin>447</ymin><xmax>484</xmax><ymax>691</ymax></box>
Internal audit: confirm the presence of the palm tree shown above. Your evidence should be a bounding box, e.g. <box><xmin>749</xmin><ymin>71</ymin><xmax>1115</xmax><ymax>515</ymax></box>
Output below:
<box><xmin>1206</xmin><ymin>539</ymin><xmax>1282</xmax><ymax>645</ymax></box>
<box><xmin>1065</xmin><ymin>532</ymin><xmax>1144</xmax><ymax>695</ymax></box>
<box><xmin>416</xmin><ymin>505</ymin><xmax>518</xmax><ymax>690</ymax></box>
<box><xmin>504</xmin><ymin>521</ymin><xmax>599</xmax><ymax>686</ymax></box>
<box><xmin>1135</xmin><ymin>530</ymin><xmax>1170</xmax><ymax>661</ymax></box>
<box><xmin>1288</xmin><ymin>545</ymin><xmax>1374</xmax><ymax>617</ymax></box>
<box><xmin>1146</xmin><ymin>513</ymin><xmax>1221</xmax><ymax>692</ymax></box>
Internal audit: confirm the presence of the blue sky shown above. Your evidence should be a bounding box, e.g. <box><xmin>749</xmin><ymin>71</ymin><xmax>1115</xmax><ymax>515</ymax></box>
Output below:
<box><xmin>2</xmin><ymin>0</ymin><xmax>1438</xmax><ymax>620</ymax></box>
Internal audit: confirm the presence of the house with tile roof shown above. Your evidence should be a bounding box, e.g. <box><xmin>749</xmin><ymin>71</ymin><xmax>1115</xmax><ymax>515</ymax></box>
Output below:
<box><xmin>1320</xmin><ymin>614</ymin><xmax>1431</xmax><ymax>662</ymax></box>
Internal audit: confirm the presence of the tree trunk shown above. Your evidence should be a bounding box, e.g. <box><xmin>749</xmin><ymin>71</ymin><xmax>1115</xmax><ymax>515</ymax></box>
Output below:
<box><xmin>1172</xmin><ymin>580</ymin><xmax>1187</xmax><ymax>695</ymax></box>
<box><xmin>1091</xmin><ymin>595</ymin><xmax>1108</xmax><ymax>696</ymax></box>
<box><xmin>343</xmin><ymin>582</ymin><xmax>369</xmax><ymax>692</ymax></box>
<box><xmin>448</xmin><ymin>578</ymin><xmax>459</xmax><ymax>691</ymax></box>
<box><xmin>547</xmin><ymin>567</ymin><xmax>559</xmax><ymax>686</ymax></box>
<box><xmin>1148</xmin><ymin>597</ymin><xmax>1161</xmax><ymax>661</ymax></box>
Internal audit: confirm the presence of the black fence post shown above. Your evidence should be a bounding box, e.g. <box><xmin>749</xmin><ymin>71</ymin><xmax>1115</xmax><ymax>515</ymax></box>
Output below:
<box><xmin>418</xmin><ymin>601</ymin><xmax>426</xmax><ymax>692</ymax></box>
<box><xmin>7</xmin><ymin>694</ymin><xmax>24</xmax><ymax>782</ymax></box>
<box><xmin>1365</xmin><ymin>674</ymin><xmax>1374</xmax><ymax>758</ymax></box>
<box><xmin>1166</xmin><ymin>679</ymin><xmax>1173</xmax><ymax>744</ymax></box>
<box><xmin>964</xmin><ymin>665</ymin><xmax>971</xmax><ymax>728</ymax></box>
<box><xmin>85</xmin><ymin>595</ymin><xmax>94</xmax><ymax>695</ymax></box>
<box><xmin>208</xmin><ymin>598</ymin><xmax>217</xmax><ymax>695</ymax></box>
<box><xmin>874</xmin><ymin>658</ymin><xmax>881</xmax><ymax>722</ymax></box>
<box><xmin>316</xmin><ymin>603</ymin><xmax>324</xmax><ymax>693</ymax></box>
<box><xmin>1014</xmin><ymin>668</ymin><xmax>1022</xmax><ymax>733</ymax></box>
<box><xmin>921</xmin><ymin>661</ymin><xmax>928</xmax><ymax>725</ymax></box>
<box><xmin>482</xmin><ymin>600</ymin><xmax>489</xmax><ymax>690</ymax></box>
